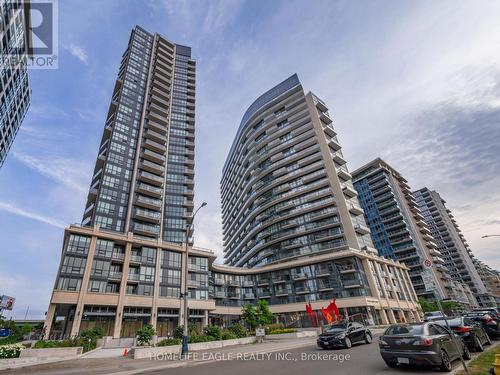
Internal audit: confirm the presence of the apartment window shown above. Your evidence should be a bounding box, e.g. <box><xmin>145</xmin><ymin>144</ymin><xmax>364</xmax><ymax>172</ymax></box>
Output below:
<box><xmin>162</xmin><ymin>250</ymin><xmax>181</xmax><ymax>268</ymax></box>
<box><xmin>66</xmin><ymin>235</ymin><xmax>91</xmax><ymax>254</ymax></box>
<box><xmin>274</xmin><ymin>107</ymin><xmax>286</xmax><ymax>117</ymax></box>
<box><xmin>91</xmin><ymin>260</ymin><xmax>110</xmax><ymax>277</ymax></box>
<box><xmin>140</xmin><ymin>266</ymin><xmax>155</xmax><ymax>282</ymax></box>
<box><xmin>61</xmin><ymin>256</ymin><xmax>86</xmax><ymax>275</ymax></box>
<box><xmin>138</xmin><ymin>284</ymin><xmax>154</xmax><ymax>296</ymax></box>
<box><xmin>95</xmin><ymin>239</ymin><xmax>114</xmax><ymax>258</ymax></box>
<box><xmin>189</xmin><ymin>256</ymin><xmax>208</xmax><ymax>271</ymax></box>
<box><xmin>161</xmin><ymin>269</ymin><xmax>181</xmax><ymax>285</ymax></box>
<box><xmin>160</xmin><ymin>286</ymin><xmax>180</xmax><ymax>298</ymax></box>
<box><xmin>88</xmin><ymin>279</ymin><xmax>107</xmax><ymax>293</ymax></box>
<box><xmin>57</xmin><ymin>277</ymin><xmax>82</xmax><ymax>291</ymax></box>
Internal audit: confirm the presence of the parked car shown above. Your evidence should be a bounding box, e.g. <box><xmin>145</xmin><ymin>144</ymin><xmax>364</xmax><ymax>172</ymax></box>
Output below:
<box><xmin>317</xmin><ymin>322</ymin><xmax>372</xmax><ymax>349</ymax></box>
<box><xmin>470</xmin><ymin>308</ymin><xmax>500</xmax><ymax>320</ymax></box>
<box><xmin>423</xmin><ymin>311</ymin><xmax>447</xmax><ymax>321</ymax></box>
<box><xmin>379</xmin><ymin>322</ymin><xmax>470</xmax><ymax>372</ymax></box>
<box><xmin>464</xmin><ymin>312</ymin><xmax>500</xmax><ymax>339</ymax></box>
<box><xmin>433</xmin><ymin>317</ymin><xmax>491</xmax><ymax>352</ymax></box>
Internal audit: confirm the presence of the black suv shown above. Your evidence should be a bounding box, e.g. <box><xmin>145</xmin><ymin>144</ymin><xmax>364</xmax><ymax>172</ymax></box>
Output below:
<box><xmin>317</xmin><ymin>322</ymin><xmax>372</xmax><ymax>349</ymax></box>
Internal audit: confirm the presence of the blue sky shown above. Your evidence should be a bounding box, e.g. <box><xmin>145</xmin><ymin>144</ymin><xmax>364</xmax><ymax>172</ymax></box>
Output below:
<box><xmin>1</xmin><ymin>0</ymin><xmax>500</xmax><ymax>319</ymax></box>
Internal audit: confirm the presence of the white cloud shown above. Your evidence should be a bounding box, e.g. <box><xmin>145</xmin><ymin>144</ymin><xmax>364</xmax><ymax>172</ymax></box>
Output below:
<box><xmin>66</xmin><ymin>43</ymin><xmax>89</xmax><ymax>65</ymax></box>
<box><xmin>0</xmin><ymin>201</ymin><xmax>65</xmax><ymax>228</ymax></box>
<box><xmin>13</xmin><ymin>152</ymin><xmax>90</xmax><ymax>193</ymax></box>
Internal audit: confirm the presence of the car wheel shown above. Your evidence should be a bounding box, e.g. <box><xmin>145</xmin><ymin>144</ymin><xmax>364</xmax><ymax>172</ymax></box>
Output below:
<box><xmin>364</xmin><ymin>333</ymin><xmax>372</xmax><ymax>344</ymax></box>
<box><xmin>439</xmin><ymin>350</ymin><xmax>452</xmax><ymax>372</ymax></box>
<box><xmin>475</xmin><ymin>337</ymin><xmax>484</xmax><ymax>352</ymax></box>
<box><xmin>344</xmin><ymin>337</ymin><xmax>352</xmax><ymax>348</ymax></box>
<box><xmin>462</xmin><ymin>344</ymin><xmax>471</xmax><ymax>360</ymax></box>
<box><xmin>384</xmin><ymin>360</ymin><xmax>398</xmax><ymax>368</ymax></box>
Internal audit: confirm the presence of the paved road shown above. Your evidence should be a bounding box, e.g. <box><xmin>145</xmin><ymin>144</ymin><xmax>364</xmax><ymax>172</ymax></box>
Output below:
<box><xmin>2</xmin><ymin>335</ymin><xmax>495</xmax><ymax>375</ymax></box>
<box><xmin>142</xmin><ymin>336</ymin><xmax>471</xmax><ymax>375</ymax></box>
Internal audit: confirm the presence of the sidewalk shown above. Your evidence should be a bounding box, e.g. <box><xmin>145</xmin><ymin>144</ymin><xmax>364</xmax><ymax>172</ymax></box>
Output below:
<box><xmin>0</xmin><ymin>337</ymin><xmax>317</xmax><ymax>375</ymax></box>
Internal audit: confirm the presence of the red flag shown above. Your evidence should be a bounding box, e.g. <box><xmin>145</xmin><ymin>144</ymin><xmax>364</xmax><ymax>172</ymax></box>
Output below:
<box><xmin>321</xmin><ymin>307</ymin><xmax>333</xmax><ymax>324</ymax></box>
<box><xmin>326</xmin><ymin>300</ymin><xmax>337</xmax><ymax>322</ymax></box>
<box><xmin>332</xmin><ymin>299</ymin><xmax>340</xmax><ymax>318</ymax></box>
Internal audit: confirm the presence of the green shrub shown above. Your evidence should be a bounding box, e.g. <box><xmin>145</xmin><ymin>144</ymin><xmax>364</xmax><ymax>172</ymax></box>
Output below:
<box><xmin>79</xmin><ymin>327</ymin><xmax>104</xmax><ymax>352</ymax></box>
<box><xmin>136</xmin><ymin>324</ymin><xmax>156</xmax><ymax>346</ymax></box>
<box><xmin>203</xmin><ymin>325</ymin><xmax>222</xmax><ymax>340</ymax></box>
<box><xmin>157</xmin><ymin>338</ymin><xmax>181</xmax><ymax>346</ymax></box>
<box><xmin>0</xmin><ymin>334</ymin><xmax>22</xmax><ymax>346</ymax></box>
<box><xmin>33</xmin><ymin>339</ymin><xmax>76</xmax><ymax>349</ymax></box>
<box><xmin>188</xmin><ymin>334</ymin><xmax>215</xmax><ymax>343</ymax></box>
<box><xmin>267</xmin><ymin>328</ymin><xmax>297</xmax><ymax>335</ymax></box>
<box><xmin>228</xmin><ymin>324</ymin><xmax>247</xmax><ymax>338</ymax></box>
<box><xmin>221</xmin><ymin>330</ymin><xmax>238</xmax><ymax>340</ymax></box>
<box><xmin>0</xmin><ymin>343</ymin><xmax>24</xmax><ymax>359</ymax></box>
<box><xmin>264</xmin><ymin>323</ymin><xmax>284</xmax><ymax>334</ymax></box>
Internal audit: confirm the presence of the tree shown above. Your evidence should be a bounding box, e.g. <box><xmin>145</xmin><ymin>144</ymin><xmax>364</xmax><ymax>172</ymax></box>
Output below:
<box><xmin>256</xmin><ymin>300</ymin><xmax>274</xmax><ymax>326</ymax></box>
<box><xmin>242</xmin><ymin>301</ymin><xmax>274</xmax><ymax>329</ymax></box>
<box><xmin>136</xmin><ymin>324</ymin><xmax>156</xmax><ymax>346</ymax></box>
<box><xmin>242</xmin><ymin>304</ymin><xmax>258</xmax><ymax>330</ymax></box>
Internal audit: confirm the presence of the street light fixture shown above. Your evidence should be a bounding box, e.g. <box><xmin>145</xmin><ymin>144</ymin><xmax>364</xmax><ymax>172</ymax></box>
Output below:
<box><xmin>481</xmin><ymin>235</ymin><xmax>500</xmax><ymax>238</ymax></box>
<box><xmin>181</xmin><ymin>202</ymin><xmax>207</xmax><ymax>356</ymax></box>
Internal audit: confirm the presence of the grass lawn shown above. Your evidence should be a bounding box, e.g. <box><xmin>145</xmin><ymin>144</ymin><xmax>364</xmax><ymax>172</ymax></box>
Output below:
<box><xmin>456</xmin><ymin>343</ymin><xmax>500</xmax><ymax>375</ymax></box>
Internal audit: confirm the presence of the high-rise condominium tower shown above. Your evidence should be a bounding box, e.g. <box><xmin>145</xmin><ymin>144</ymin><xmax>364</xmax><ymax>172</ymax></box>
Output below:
<box><xmin>82</xmin><ymin>26</ymin><xmax>195</xmax><ymax>244</ymax></box>
<box><xmin>0</xmin><ymin>0</ymin><xmax>31</xmax><ymax>167</ymax></box>
<box><xmin>44</xmin><ymin>27</ymin><xmax>211</xmax><ymax>340</ymax></box>
<box><xmin>414</xmin><ymin>187</ymin><xmax>498</xmax><ymax>307</ymax></box>
<box><xmin>218</xmin><ymin>74</ymin><xmax>421</xmax><ymax>325</ymax></box>
<box><xmin>352</xmin><ymin>159</ymin><xmax>450</xmax><ymax>301</ymax></box>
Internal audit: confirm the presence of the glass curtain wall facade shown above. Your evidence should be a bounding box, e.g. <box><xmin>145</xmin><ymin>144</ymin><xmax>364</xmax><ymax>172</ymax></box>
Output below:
<box><xmin>414</xmin><ymin>188</ymin><xmax>498</xmax><ymax>307</ymax></box>
<box><xmin>0</xmin><ymin>0</ymin><xmax>31</xmax><ymax>167</ymax></box>
<box><xmin>352</xmin><ymin>159</ymin><xmax>450</xmax><ymax>301</ymax></box>
<box><xmin>82</xmin><ymin>26</ymin><xmax>195</xmax><ymax>244</ymax></box>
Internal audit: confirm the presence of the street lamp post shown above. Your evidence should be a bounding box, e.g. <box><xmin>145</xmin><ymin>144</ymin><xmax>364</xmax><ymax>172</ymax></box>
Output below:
<box><xmin>181</xmin><ymin>202</ymin><xmax>207</xmax><ymax>356</ymax></box>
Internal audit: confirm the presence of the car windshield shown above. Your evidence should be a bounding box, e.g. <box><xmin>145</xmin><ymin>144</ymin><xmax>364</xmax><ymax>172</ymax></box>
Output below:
<box><xmin>325</xmin><ymin>324</ymin><xmax>347</xmax><ymax>332</ymax></box>
<box><xmin>385</xmin><ymin>324</ymin><xmax>424</xmax><ymax>335</ymax></box>
<box><xmin>433</xmin><ymin>318</ymin><xmax>462</xmax><ymax>327</ymax></box>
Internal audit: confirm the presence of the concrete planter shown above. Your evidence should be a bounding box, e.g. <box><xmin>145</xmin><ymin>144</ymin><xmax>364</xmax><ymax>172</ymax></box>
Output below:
<box><xmin>132</xmin><ymin>337</ymin><xmax>256</xmax><ymax>359</ymax></box>
<box><xmin>20</xmin><ymin>347</ymin><xmax>83</xmax><ymax>358</ymax></box>
<box><xmin>265</xmin><ymin>331</ymin><xmax>317</xmax><ymax>340</ymax></box>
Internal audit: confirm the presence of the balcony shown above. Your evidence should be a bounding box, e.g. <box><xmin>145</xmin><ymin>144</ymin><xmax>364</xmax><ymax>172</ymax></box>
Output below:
<box><xmin>108</xmin><ymin>271</ymin><xmax>122</xmax><ymax>280</ymax></box>
<box><xmin>144</xmin><ymin>138</ymin><xmax>166</xmax><ymax>153</ymax></box>
<box><xmin>135</xmin><ymin>208</ymin><xmax>161</xmax><ymax>223</ymax></box>
<box><xmin>141</xmin><ymin>159</ymin><xmax>164</xmax><ymax>175</ymax></box>
<box><xmin>339</xmin><ymin>266</ymin><xmax>356</xmax><ymax>274</ymax></box>
<box><xmin>243</xmin><ymin>280</ymin><xmax>254</xmax><ymax>287</ymax></box>
<box><xmin>337</xmin><ymin>167</ymin><xmax>351</xmax><ymax>181</ymax></box>
<box><xmin>133</xmin><ymin>222</ymin><xmax>160</xmax><ymax>236</ymax></box>
<box><xmin>214</xmin><ymin>291</ymin><xmax>225</xmax><ymax>298</ymax></box>
<box><xmin>228</xmin><ymin>293</ymin><xmax>241</xmax><ymax>299</ymax></box>
<box><xmin>354</xmin><ymin>223</ymin><xmax>370</xmax><ymax>235</ymax></box>
<box><xmin>136</xmin><ymin>195</ymin><xmax>162</xmax><ymax>210</ymax></box>
<box><xmin>347</xmin><ymin>202</ymin><xmax>363</xmax><ymax>215</ymax></box>
<box><xmin>292</xmin><ymin>273</ymin><xmax>307</xmax><ymax>281</ymax></box>
<box><xmin>214</xmin><ymin>278</ymin><xmax>225</xmax><ymax>285</ymax></box>
<box><xmin>327</xmin><ymin>138</ymin><xmax>341</xmax><ymax>151</ymax></box>
<box><xmin>275</xmin><ymin>289</ymin><xmax>289</xmax><ymax>297</ymax></box>
<box><xmin>143</xmin><ymin>149</ymin><xmax>166</xmax><ymax>164</ymax></box>
<box><xmin>139</xmin><ymin>171</ymin><xmax>164</xmax><ymax>186</ymax></box>
<box><xmin>137</xmin><ymin>183</ymin><xmax>163</xmax><ymax>198</ymax></box>
<box><xmin>147</xmin><ymin>120</ymin><xmax>168</xmax><ymax>134</ymax></box>
<box><xmin>342</xmin><ymin>184</ymin><xmax>357</xmax><ymax>197</ymax></box>
<box><xmin>145</xmin><ymin>128</ymin><xmax>167</xmax><ymax>143</ymax></box>
<box><xmin>228</xmin><ymin>280</ymin><xmax>240</xmax><ymax>287</ymax></box>
<box><xmin>188</xmin><ymin>280</ymin><xmax>200</xmax><ymax>288</ymax></box>
<box><xmin>295</xmin><ymin>287</ymin><xmax>310</xmax><ymax>294</ymax></box>
<box><xmin>244</xmin><ymin>293</ymin><xmax>255</xmax><ymax>300</ymax></box>
<box><xmin>128</xmin><ymin>273</ymin><xmax>140</xmax><ymax>282</ymax></box>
